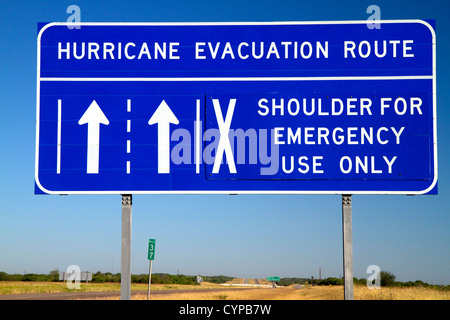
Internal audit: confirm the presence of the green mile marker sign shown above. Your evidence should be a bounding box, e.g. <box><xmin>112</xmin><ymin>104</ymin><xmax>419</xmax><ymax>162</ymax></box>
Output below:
<box><xmin>148</xmin><ymin>239</ymin><xmax>156</xmax><ymax>260</ymax></box>
<box><xmin>267</xmin><ymin>276</ymin><xmax>280</xmax><ymax>282</ymax></box>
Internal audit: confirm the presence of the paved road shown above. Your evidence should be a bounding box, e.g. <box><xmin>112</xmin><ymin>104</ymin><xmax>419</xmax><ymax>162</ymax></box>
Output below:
<box><xmin>0</xmin><ymin>288</ymin><xmax>250</xmax><ymax>300</ymax></box>
<box><xmin>242</xmin><ymin>279</ymin><xmax>262</xmax><ymax>285</ymax></box>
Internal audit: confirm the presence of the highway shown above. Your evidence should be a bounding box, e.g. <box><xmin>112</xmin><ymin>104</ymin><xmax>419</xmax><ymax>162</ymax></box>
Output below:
<box><xmin>0</xmin><ymin>287</ymin><xmax>254</xmax><ymax>300</ymax></box>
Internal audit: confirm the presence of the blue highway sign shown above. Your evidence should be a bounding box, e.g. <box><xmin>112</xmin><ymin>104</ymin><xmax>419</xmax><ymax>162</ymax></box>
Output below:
<box><xmin>35</xmin><ymin>21</ymin><xmax>437</xmax><ymax>194</ymax></box>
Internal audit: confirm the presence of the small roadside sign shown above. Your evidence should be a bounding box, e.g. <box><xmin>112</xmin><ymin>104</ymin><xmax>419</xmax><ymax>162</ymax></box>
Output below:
<box><xmin>148</xmin><ymin>239</ymin><xmax>156</xmax><ymax>260</ymax></box>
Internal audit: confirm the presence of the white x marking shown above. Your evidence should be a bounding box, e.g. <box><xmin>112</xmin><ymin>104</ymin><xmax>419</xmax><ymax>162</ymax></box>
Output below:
<box><xmin>212</xmin><ymin>98</ymin><xmax>237</xmax><ymax>174</ymax></box>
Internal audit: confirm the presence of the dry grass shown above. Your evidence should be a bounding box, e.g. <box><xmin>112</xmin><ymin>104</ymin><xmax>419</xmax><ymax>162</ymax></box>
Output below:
<box><xmin>0</xmin><ymin>281</ymin><xmax>124</xmax><ymax>295</ymax></box>
<box><xmin>0</xmin><ymin>281</ymin><xmax>231</xmax><ymax>295</ymax></box>
<box><xmin>134</xmin><ymin>286</ymin><xmax>303</xmax><ymax>300</ymax></box>
<box><xmin>147</xmin><ymin>282</ymin><xmax>225</xmax><ymax>291</ymax></box>
<box><xmin>355</xmin><ymin>285</ymin><xmax>450</xmax><ymax>300</ymax></box>
<box><xmin>133</xmin><ymin>285</ymin><xmax>450</xmax><ymax>300</ymax></box>
<box><xmin>2</xmin><ymin>281</ymin><xmax>449</xmax><ymax>300</ymax></box>
<box><xmin>294</xmin><ymin>285</ymin><xmax>450</xmax><ymax>300</ymax></box>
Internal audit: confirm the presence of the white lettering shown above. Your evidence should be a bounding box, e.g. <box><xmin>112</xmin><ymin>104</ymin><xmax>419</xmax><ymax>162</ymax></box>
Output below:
<box><xmin>391</xmin><ymin>127</ymin><xmax>405</xmax><ymax>144</ymax></box>
<box><xmin>124</xmin><ymin>42</ymin><xmax>136</xmax><ymax>59</ymax></box>
<box><xmin>88</xmin><ymin>42</ymin><xmax>100</xmax><ymax>59</ymax></box>
<box><xmin>221</xmin><ymin>42</ymin><xmax>235</xmax><ymax>59</ymax></box>
<box><xmin>238</xmin><ymin>42</ymin><xmax>249</xmax><ymax>59</ymax></box>
<box><xmin>344</xmin><ymin>41</ymin><xmax>356</xmax><ymax>58</ymax></box>
<box><xmin>383</xmin><ymin>156</ymin><xmax>397</xmax><ymax>173</ymax></box>
<box><xmin>103</xmin><ymin>42</ymin><xmax>115</xmax><ymax>59</ymax></box>
<box><xmin>195</xmin><ymin>42</ymin><xmax>206</xmax><ymax>59</ymax></box>
<box><xmin>169</xmin><ymin>42</ymin><xmax>180</xmax><ymax>59</ymax></box>
<box><xmin>266</xmin><ymin>42</ymin><xmax>280</xmax><ymax>59</ymax></box>
<box><xmin>274</xmin><ymin>127</ymin><xmax>284</xmax><ymax>144</ymax></box>
<box><xmin>258</xmin><ymin>98</ymin><xmax>269</xmax><ymax>116</ymax></box>
<box><xmin>344</xmin><ymin>40</ymin><xmax>414</xmax><ymax>58</ymax></box>
<box><xmin>58</xmin><ymin>42</ymin><xmax>70</xmax><ymax>59</ymax></box>
<box><xmin>138</xmin><ymin>43</ymin><xmax>151</xmax><ymax>59</ymax></box>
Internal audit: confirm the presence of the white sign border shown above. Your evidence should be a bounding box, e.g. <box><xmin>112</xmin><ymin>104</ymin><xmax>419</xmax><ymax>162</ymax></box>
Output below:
<box><xmin>35</xmin><ymin>20</ymin><xmax>437</xmax><ymax>195</ymax></box>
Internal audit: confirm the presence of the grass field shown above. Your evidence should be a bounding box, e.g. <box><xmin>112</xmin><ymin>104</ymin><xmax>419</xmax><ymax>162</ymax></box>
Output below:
<box><xmin>0</xmin><ymin>281</ymin><xmax>223</xmax><ymax>295</ymax></box>
<box><xmin>1</xmin><ymin>281</ymin><xmax>449</xmax><ymax>300</ymax></box>
<box><xmin>0</xmin><ymin>281</ymin><xmax>121</xmax><ymax>295</ymax></box>
<box><xmin>292</xmin><ymin>285</ymin><xmax>450</xmax><ymax>300</ymax></box>
<box><xmin>136</xmin><ymin>285</ymin><xmax>450</xmax><ymax>300</ymax></box>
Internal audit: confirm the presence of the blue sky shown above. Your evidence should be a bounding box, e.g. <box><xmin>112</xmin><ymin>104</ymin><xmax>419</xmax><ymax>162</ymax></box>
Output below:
<box><xmin>1</xmin><ymin>0</ymin><xmax>450</xmax><ymax>285</ymax></box>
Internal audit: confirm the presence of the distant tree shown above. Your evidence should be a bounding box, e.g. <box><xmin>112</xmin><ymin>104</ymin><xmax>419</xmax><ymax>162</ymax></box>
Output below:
<box><xmin>316</xmin><ymin>277</ymin><xmax>344</xmax><ymax>286</ymax></box>
<box><xmin>414</xmin><ymin>280</ymin><xmax>427</xmax><ymax>287</ymax></box>
<box><xmin>0</xmin><ymin>271</ymin><xmax>8</xmax><ymax>281</ymax></box>
<box><xmin>23</xmin><ymin>273</ymin><xmax>40</xmax><ymax>281</ymax></box>
<box><xmin>49</xmin><ymin>270</ymin><xmax>59</xmax><ymax>282</ymax></box>
<box><xmin>380</xmin><ymin>271</ymin><xmax>396</xmax><ymax>287</ymax></box>
<box><xmin>277</xmin><ymin>277</ymin><xmax>309</xmax><ymax>286</ymax></box>
<box><xmin>202</xmin><ymin>275</ymin><xmax>234</xmax><ymax>284</ymax></box>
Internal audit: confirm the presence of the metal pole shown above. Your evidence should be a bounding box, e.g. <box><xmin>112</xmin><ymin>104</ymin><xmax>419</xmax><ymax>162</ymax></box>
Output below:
<box><xmin>342</xmin><ymin>194</ymin><xmax>353</xmax><ymax>300</ymax></box>
<box><xmin>121</xmin><ymin>194</ymin><xmax>132</xmax><ymax>300</ymax></box>
<box><xmin>147</xmin><ymin>260</ymin><xmax>153</xmax><ymax>300</ymax></box>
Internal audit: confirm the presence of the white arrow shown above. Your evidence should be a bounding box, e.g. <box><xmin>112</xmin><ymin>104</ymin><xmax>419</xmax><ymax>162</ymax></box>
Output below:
<box><xmin>148</xmin><ymin>100</ymin><xmax>179</xmax><ymax>174</ymax></box>
<box><xmin>78</xmin><ymin>100</ymin><xmax>109</xmax><ymax>174</ymax></box>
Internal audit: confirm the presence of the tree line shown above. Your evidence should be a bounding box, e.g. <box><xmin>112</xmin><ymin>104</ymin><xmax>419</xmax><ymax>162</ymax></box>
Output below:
<box><xmin>278</xmin><ymin>271</ymin><xmax>449</xmax><ymax>290</ymax></box>
<box><xmin>1</xmin><ymin>270</ymin><xmax>447</xmax><ymax>289</ymax></box>
<box><xmin>0</xmin><ymin>270</ymin><xmax>233</xmax><ymax>285</ymax></box>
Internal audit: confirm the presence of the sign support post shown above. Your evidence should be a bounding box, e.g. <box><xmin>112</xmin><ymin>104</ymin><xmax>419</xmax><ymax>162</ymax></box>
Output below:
<box><xmin>147</xmin><ymin>260</ymin><xmax>152</xmax><ymax>300</ymax></box>
<box><xmin>121</xmin><ymin>194</ymin><xmax>132</xmax><ymax>300</ymax></box>
<box><xmin>342</xmin><ymin>195</ymin><xmax>353</xmax><ymax>300</ymax></box>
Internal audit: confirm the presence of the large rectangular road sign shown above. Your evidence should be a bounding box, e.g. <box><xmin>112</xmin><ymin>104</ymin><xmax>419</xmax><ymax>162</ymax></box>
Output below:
<box><xmin>35</xmin><ymin>21</ymin><xmax>437</xmax><ymax>195</ymax></box>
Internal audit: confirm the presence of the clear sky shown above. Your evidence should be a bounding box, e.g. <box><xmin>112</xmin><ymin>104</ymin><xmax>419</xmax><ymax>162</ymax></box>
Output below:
<box><xmin>1</xmin><ymin>0</ymin><xmax>449</xmax><ymax>285</ymax></box>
